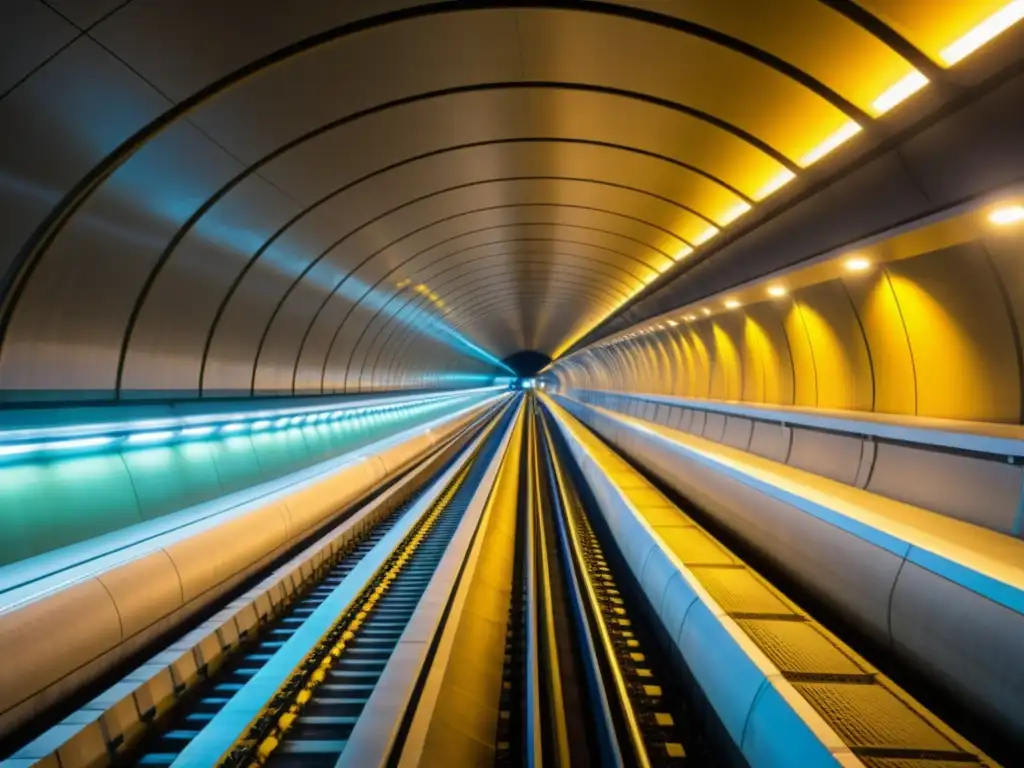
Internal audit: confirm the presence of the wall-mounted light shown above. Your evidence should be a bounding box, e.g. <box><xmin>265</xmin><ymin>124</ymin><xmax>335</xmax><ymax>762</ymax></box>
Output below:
<box><xmin>724</xmin><ymin>299</ymin><xmax>741</xmax><ymax>309</ymax></box>
<box><xmin>844</xmin><ymin>256</ymin><xmax>872</xmax><ymax>273</ymax></box>
<box><xmin>719</xmin><ymin>202</ymin><xmax>752</xmax><ymax>225</ymax></box>
<box><xmin>767</xmin><ymin>284</ymin><xmax>787</xmax><ymax>297</ymax></box>
<box><xmin>126</xmin><ymin>430</ymin><xmax>177</xmax><ymax>445</ymax></box>
<box><xmin>988</xmin><ymin>204</ymin><xmax>1024</xmax><ymax>226</ymax></box>
<box><xmin>701</xmin><ymin>308</ymin><xmax>712</xmax><ymax>316</ymax></box>
<box><xmin>693</xmin><ymin>226</ymin><xmax>719</xmax><ymax>245</ymax></box>
<box><xmin>872</xmin><ymin>71</ymin><xmax>929</xmax><ymax>114</ymax></box>
<box><xmin>674</xmin><ymin>245</ymin><xmax>694</xmax><ymax>261</ymax></box>
<box><xmin>755</xmin><ymin>169</ymin><xmax>796</xmax><ymax>201</ymax></box>
<box><xmin>941</xmin><ymin>1</ymin><xmax>1024</xmax><ymax>64</ymax></box>
<box><xmin>800</xmin><ymin>121</ymin><xmax>863</xmax><ymax>167</ymax></box>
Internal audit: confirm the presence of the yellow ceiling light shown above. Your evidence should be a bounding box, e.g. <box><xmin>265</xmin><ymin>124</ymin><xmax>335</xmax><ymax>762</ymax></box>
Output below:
<box><xmin>940</xmin><ymin>1</ymin><xmax>1024</xmax><ymax>64</ymax></box>
<box><xmin>767</xmin><ymin>284</ymin><xmax>787</xmax><ymax>297</ymax></box>
<box><xmin>701</xmin><ymin>307</ymin><xmax>711</xmax><ymax>316</ymax></box>
<box><xmin>800</xmin><ymin>120</ymin><xmax>863</xmax><ymax>167</ymax></box>
<box><xmin>844</xmin><ymin>256</ymin><xmax>872</xmax><ymax>272</ymax></box>
<box><xmin>674</xmin><ymin>245</ymin><xmax>694</xmax><ymax>261</ymax></box>
<box><xmin>718</xmin><ymin>201</ymin><xmax>752</xmax><ymax>226</ymax></box>
<box><xmin>693</xmin><ymin>226</ymin><xmax>719</xmax><ymax>245</ymax></box>
<box><xmin>667</xmin><ymin>319</ymin><xmax>677</xmax><ymax>327</ymax></box>
<box><xmin>988</xmin><ymin>203</ymin><xmax>1024</xmax><ymax>225</ymax></box>
<box><xmin>872</xmin><ymin>70</ymin><xmax>929</xmax><ymax>114</ymax></box>
<box><xmin>395</xmin><ymin>278</ymin><xmax>412</xmax><ymax>289</ymax></box>
<box><xmin>684</xmin><ymin>314</ymin><xmax>696</xmax><ymax>322</ymax></box>
<box><xmin>724</xmin><ymin>298</ymin><xmax>741</xmax><ymax>309</ymax></box>
<box><xmin>754</xmin><ymin>169</ymin><xmax>797</xmax><ymax>201</ymax></box>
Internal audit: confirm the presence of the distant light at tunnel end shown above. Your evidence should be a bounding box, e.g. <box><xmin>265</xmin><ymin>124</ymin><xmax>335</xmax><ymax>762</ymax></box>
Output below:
<box><xmin>988</xmin><ymin>204</ymin><xmax>1024</xmax><ymax>226</ymax></box>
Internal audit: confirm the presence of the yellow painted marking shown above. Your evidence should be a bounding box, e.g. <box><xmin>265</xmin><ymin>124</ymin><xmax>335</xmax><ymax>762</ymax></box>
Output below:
<box><xmin>666</xmin><ymin>743</ymin><xmax>686</xmax><ymax>758</ymax></box>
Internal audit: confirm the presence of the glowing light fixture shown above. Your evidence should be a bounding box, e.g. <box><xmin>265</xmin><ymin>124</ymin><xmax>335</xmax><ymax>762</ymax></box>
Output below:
<box><xmin>940</xmin><ymin>1</ymin><xmax>1024</xmax><ymax>64</ymax></box>
<box><xmin>844</xmin><ymin>256</ymin><xmax>872</xmax><ymax>272</ymax></box>
<box><xmin>221</xmin><ymin>422</ymin><xmax>246</xmax><ymax>434</ymax></box>
<box><xmin>724</xmin><ymin>299</ymin><xmax>741</xmax><ymax>309</ymax></box>
<box><xmin>755</xmin><ymin>169</ymin><xmax>796</xmax><ymax>201</ymax></box>
<box><xmin>0</xmin><ymin>443</ymin><xmax>38</xmax><ymax>458</ymax></box>
<box><xmin>56</xmin><ymin>436</ymin><xmax>116</xmax><ymax>451</ymax></box>
<box><xmin>667</xmin><ymin>320</ymin><xmax>678</xmax><ymax>327</ymax></box>
<box><xmin>800</xmin><ymin>121</ymin><xmax>862</xmax><ymax>167</ymax></box>
<box><xmin>674</xmin><ymin>245</ymin><xmax>694</xmax><ymax>261</ymax></box>
<box><xmin>127</xmin><ymin>430</ymin><xmax>176</xmax><ymax>445</ymax></box>
<box><xmin>693</xmin><ymin>226</ymin><xmax>719</xmax><ymax>245</ymax></box>
<box><xmin>684</xmin><ymin>314</ymin><xmax>696</xmax><ymax>322</ymax></box>
<box><xmin>988</xmin><ymin>204</ymin><xmax>1024</xmax><ymax>225</ymax></box>
<box><xmin>181</xmin><ymin>425</ymin><xmax>216</xmax><ymax>438</ymax></box>
<box><xmin>767</xmin><ymin>284</ymin><xmax>788</xmax><ymax>297</ymax></box>
<box><xmin>719</xmin><ymin>201</ymin><xmax>752</xmax><ymax>225</ymax></box>
<box><xmin>872</xmin><ymin>71</ymin><xmax>929</xmax><ymax>114</ymax></box>
<box><xmin>701</xmin><ymin>308</ymin><xmax>712</xmax><ymax>316</ymax></box>
<box><xmin>0</xmin><ymin>436</ymin><xmax>117</xmax><ymax>458</ymax></box>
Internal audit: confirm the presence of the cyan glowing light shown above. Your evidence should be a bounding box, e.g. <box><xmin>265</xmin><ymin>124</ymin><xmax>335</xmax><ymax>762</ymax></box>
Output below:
<box><xmin>127</xmin><ymin>430</ymin><xmax>177</xmax><ymax>445</ymax></box>
<box><xmin>0</xmin><ymin>389</ymin><xmax>501</xmax><ymax>466</ymax></box>
<box><xmin>0</xmin><ymin>435</ymin><xmax>116</xmax><ymax>458</ymax></box>
<box><xmin>53</xmin><ymin>436</ymin><xmax>116</xmax><ymax>451</ymax></box>
<box><xmin>0</xmin><ymin>443</ymin><xmax>40</xmax><ymax>458</ymax></box>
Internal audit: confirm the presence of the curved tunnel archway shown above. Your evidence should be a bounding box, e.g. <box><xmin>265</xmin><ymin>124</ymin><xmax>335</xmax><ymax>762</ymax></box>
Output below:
<box><xmin>3</xmin><ymin>2</ymin><xmax>1024</xmax><ymax>763</ymax></box>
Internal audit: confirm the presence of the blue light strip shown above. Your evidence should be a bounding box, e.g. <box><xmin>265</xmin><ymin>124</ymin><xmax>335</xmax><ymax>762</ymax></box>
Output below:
<box><xmin>0</xmin><ymin>388</ymin><xmax>502</xmax><ymax>463</ymax></box>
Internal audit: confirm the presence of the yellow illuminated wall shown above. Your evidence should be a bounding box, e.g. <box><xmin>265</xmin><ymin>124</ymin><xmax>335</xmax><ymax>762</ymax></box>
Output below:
<box><xmin>555</xmin><ymin>236</ymin><xmax>1024</xmax><ymax>424</ymax></box>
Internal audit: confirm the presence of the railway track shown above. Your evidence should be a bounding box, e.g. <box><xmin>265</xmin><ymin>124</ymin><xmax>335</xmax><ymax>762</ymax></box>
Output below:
<box><xmin>2</xmin><ymin>393</ymin><xmax>1004</xmax><ymax>768</ymax></box>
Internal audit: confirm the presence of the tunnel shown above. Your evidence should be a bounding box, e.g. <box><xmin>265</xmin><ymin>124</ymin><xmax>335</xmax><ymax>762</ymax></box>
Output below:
<box><xmin>1</xmin><ymin>2</ymin><xmax>1023</xmax><ymax>767</ymax></box>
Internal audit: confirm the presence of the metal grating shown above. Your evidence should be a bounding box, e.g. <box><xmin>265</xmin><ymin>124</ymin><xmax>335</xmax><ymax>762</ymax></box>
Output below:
<box><xmin>795</xmin><ymin>682</ymin><xmax>959</xmax><ymax>753</ymax></box>
<box><xmin>659</xmin><ymin>527</ymin><xmax>737</xmax><ymax>566</ymax></box>
<box><xmin>737</xmin><ymin>619</ymin><xmax>866</xmax><ymax>676</ymax></box>
<box><xmin>690</xmin><ymin>566</ymin><xmax>794</xmax><ymax>616</ymax></box>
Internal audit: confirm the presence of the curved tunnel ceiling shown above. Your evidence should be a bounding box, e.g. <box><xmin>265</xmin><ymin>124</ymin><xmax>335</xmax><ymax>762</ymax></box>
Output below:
<box><xmin>0</xmin><ymin>0</ymin><xmax>1017</xmax><ymax>401</ymax></box>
